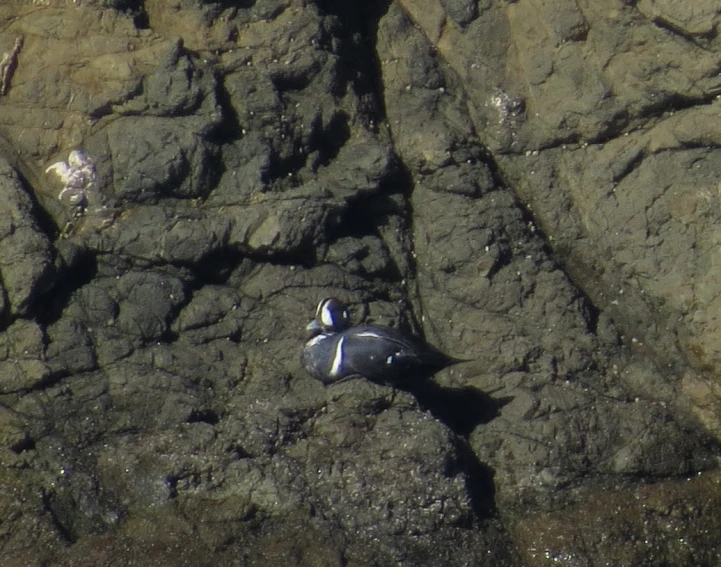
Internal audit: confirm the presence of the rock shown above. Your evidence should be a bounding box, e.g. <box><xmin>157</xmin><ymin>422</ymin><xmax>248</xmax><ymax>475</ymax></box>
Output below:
<box><xmin>306</xmin><ymin>405</ymin><xmax>473</xmax><ymax>535</ymax></box>
<box><xmin>512</xmin><ymin>471</ymin><xmax>721</xmax><ymax>567</ymax></box>
<box><xmin>0</xmin><ymin>320</ymin><xmax>50</xmax><ymax>393</ymax></box>
<box><xmin>441</xmin><ymin>0</ymin><xmax>478</xmax><ymax>28</ymax></box>
<box><xmin>0</xmin><ymin>0</ymin><xmax>718</xmax><ymax>565</ymax></box>
<box><xmin>637</xmin><ymin>0</ymin><xmax>720</xmax><ymax>37</ymax></box>
<box><xmin>0</xmin><ymin>158</ymin><xmax>54</xmax><ymax>317</ymax></box>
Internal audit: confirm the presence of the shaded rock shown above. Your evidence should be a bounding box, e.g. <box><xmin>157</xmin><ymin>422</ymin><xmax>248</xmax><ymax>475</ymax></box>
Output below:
<box><xmin>81</xmin><ymin>205</ymin><xmax>232</xmax><ymax>264</ymax></box>
<box><xmin>0</xmin><ymin>157</ymin><xmax>54</xmax><ymax>317</ymax></box>
<box><xmin>323</xmin><ymin>235</ymin><xmax>394</xmax><ymax>278</ymax></box>
<box><xmin>105</xmin><ymin>116</ymin><xmax>219</xmax><ymax>202</ymax></box>
<box><xmin>171</xmin><ymin>285</ymin><xmax>245</xmax><ymax>343</ymax></box>
<box><xmin>0</xmin><ymin>319</ymin><xmax>50</xmax><ymax>393</ymax></box>
<box><xmin>48</xmin><ymin>270</ymin><xmax>189</xmax><ymax>368</ymax></box>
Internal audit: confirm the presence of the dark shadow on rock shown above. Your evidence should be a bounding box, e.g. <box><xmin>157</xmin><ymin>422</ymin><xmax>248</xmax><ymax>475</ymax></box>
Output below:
<box><xmin>33</xmin><ymin>249</ymin><xmax>98</xmax><ymax>327</ymax></box>
<box><xmin>402</xmin><ymin>379</ymin><xmax>511</xmax><ymax>437</ymax></box>
<box><xmin>308</xmin><ymin>111</ymin><xmax>351</xmax><ymax>169</ymax></box>
<box><xmin>41</xmin><ymin>487</ymin><xmax>77</xmax><ymax>544</ymax></box>
<box><xmin>206</xmin><ymin>74</ymin><xmax>243</xmax><ymax>147</ymax></box>
<box><xmin>186</xmin><ymin>408</ymin><xmax>220</xmax><ymax>426</ymax></box>
<box><xmin>394</xmin><ymin>379</ymin><xmax>508</xmax><ymax>519</ymax></box>
<box><xmin>40</xmin><ymin>467</ymin><xmax>123</xmax><ymax>545</ymax></box>
<box><xmin>190</xmin><ymin>248</ymin><xmax>248</xmax><ymax>284</ymax></box>
<box><xmin>454</xmin><ymin>437</ymin><xmax>499</xmax><ymax>520</ymax></box>
<box><xmin>315</xmin><ymin>1</ymin><xmax>392</xmax><ymax>120</ymax></box>
<box><xmin>126</xmin><ymin>3</ymin><xmax>150</xmax><ymax>30</ymax></box>
<box><xmin>217</xmin><ymin>0</ymin><xmax>257</xmax><ymax>9</ymax></box>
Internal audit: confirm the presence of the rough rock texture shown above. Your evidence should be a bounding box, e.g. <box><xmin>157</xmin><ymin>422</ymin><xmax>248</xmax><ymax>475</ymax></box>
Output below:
<box><xmin>0</xmin><ymin>0</ymin><xmax>719</xmax><ymax>566</ymax></box>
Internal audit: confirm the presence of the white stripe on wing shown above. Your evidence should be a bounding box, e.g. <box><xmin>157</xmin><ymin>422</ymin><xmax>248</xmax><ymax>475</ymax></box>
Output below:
<box><xmin>354</xmin><ymin>331</ymin><xmax>384</xmax><ymax>339</ymax></box>
<box><xmin>329</xmin><ymin>336</ymin><xmax>345</xmax><ymax>376</ymax></box>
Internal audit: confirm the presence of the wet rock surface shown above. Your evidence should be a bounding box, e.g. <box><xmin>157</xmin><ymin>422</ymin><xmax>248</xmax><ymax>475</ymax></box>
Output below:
<box><xmin>0</xmin><ymin>1</ymin><xmax>719</xmax><ymax>566</ymax></box>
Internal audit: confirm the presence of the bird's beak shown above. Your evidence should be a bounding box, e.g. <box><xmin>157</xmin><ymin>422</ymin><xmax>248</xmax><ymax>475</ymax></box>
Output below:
<box><xmin>305</xmin><ymin>319</ymin><xmax>323</xmax><ymax>334</ymax></box>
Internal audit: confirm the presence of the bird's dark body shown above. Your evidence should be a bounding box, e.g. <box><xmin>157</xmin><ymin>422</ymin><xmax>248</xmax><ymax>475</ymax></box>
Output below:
<box><xmin>301</xmin><ymin>298</ymin><xmax>461</xmax><ymax>386</ymax></box>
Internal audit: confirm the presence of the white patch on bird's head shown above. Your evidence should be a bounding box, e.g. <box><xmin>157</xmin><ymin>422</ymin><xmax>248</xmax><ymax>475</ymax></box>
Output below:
<box><xmin>320</xmin><ymin>300</ymin><xmax>336</xmax><ymax>327</ymax></box>
<box><xmin>317</xmin><ymin>297</ymin><xmax>350</xmax><ymax>329</ymax></box>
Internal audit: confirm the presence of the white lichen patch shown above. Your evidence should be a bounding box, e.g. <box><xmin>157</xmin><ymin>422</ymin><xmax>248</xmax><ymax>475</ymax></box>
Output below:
<box><xmin>46</xmin><ymin>150</ymin><xmax>98</xmax><ymax>210</ymax></box>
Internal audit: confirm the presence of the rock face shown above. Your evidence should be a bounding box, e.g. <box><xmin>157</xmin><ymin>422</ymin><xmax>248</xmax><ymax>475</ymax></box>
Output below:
<box><xmin>0</xmin><ymin>1</ymin><xmax>719</xmax><ymax>566</ymax></box>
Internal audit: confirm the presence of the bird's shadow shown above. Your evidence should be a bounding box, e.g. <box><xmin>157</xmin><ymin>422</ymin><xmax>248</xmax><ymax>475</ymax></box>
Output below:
<box><xmin>398</xmin><ymin>379</ymin><xmax>511</xmax><ymax>437</ymax></box>
<box><xmin>396</xmin><ymin>378</ymin><xmax>511</xmax><ymax>518</ymax></box>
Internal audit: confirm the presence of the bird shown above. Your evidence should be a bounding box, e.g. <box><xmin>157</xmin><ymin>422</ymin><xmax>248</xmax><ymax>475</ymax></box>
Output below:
<box><xmin>301</xmin><ymin>297</ymin><xmax>463</xmax><ymax>386</ymax></box>
<box><xmin>306</xmin><ymin>296</ymin><xmax>351</xmax><ymax>334</ymax></box>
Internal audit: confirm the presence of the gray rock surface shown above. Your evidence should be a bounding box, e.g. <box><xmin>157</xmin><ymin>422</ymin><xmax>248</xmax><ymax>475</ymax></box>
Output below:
<box><xmin>0</xmin><ymin>1</ymin><xmax>719</xmax><ymax>566</ymax></box>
